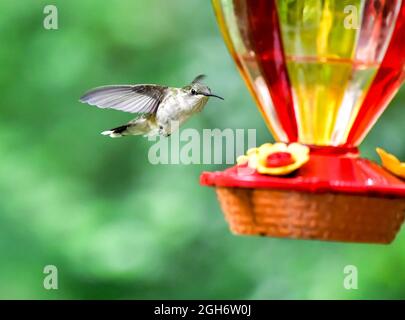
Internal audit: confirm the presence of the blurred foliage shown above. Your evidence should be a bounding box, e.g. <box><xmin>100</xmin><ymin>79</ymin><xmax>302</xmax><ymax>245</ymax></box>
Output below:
<box><xmin>0</xmin><ymin>0</ymin><xmax>404</xmax><ymax>299</ymax></box>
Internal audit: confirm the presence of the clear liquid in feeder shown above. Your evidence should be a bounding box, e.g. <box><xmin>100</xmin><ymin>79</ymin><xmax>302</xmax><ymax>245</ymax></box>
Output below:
<box><xmin>213</xmin><ymin>0</ymin><xmax>405</xmax><ymax>146</ymax></box>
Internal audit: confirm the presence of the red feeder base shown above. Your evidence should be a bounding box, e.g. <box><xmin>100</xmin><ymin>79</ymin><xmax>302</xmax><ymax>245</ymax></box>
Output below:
<box><xmin>200</xmin><ymin>148</ymin><xmax>405</xmax><ymax>244</ymax></box>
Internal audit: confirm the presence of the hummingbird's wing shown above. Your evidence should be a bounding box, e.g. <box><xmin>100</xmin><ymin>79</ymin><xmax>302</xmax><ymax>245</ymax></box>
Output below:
<box><xmin>191</xmin><ymin>74</ymin><xmax>206</xmax><ymax>84</ymax></box>
<box><xmin>79</xmin><ymin>84</ymin><xmax>167</xmax><ymax>114</ymax></box>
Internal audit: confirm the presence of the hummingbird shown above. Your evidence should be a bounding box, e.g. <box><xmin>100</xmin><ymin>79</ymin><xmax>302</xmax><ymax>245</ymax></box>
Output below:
<box><xmin>79</xmin><ymin>75</ymin><xmax>224</xmax><ymax>138</ymax></box>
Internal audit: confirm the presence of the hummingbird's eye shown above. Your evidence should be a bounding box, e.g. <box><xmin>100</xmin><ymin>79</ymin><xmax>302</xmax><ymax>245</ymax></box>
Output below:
<box><xmin>191</xmin><ymin>89</ymin><xmax>197</xmax><ymax>95</ymax></box>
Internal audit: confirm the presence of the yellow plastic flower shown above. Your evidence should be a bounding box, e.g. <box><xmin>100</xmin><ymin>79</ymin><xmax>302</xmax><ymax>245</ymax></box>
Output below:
<box><xmin>237</xmin><ymin>147</ymin><xmax>258</xmax><ymax>168</ymax></box>
<box><xmin>237</xmin><ymin>143</ymin><xmax>310</xmax><ymax>176</ymax></box>
<box><xmin>256</xmin><ymin>142</ymin><xmax>310</xmax><ymax>175</ymax></box>
<box><xmin>376</xmin><ymin>147</ymin><xmax>405</xmax><ymax>179</ymax></box>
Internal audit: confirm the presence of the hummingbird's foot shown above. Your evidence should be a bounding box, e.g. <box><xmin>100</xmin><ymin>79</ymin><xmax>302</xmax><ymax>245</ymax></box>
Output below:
<box><xmin>158</xmin><ymin>125</ymin><xmax>171</xmax><ymax>137</ymax></box>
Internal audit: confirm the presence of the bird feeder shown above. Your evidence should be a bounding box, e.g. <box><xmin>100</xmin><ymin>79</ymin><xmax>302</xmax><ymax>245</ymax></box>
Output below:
<box><xmin>201</xmin><ymin>0</ymin><xmax>405</xmax><ymax>244</ymax></box>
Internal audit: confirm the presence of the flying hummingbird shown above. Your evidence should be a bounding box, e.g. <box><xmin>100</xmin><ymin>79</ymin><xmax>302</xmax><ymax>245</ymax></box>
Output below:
<box><xmin>79</xmin><ymin>75</ymin><xmax>223</xmax><ymax>138</ymax></box>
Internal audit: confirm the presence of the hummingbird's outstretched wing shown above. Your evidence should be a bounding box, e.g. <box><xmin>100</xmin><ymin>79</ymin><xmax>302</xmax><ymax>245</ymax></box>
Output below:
<box><xmin>79</xmin><ymin>84</ymin><xmax>167</xmax><ymax>114</ymax></box>
<box><xmin>191</xmin><ymin>74</ymin><xmax>206</xmax><ymax>84</ymax></box>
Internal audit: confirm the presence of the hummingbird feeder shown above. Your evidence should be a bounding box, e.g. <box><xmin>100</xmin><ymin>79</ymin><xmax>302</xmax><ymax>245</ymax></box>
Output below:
<box><xmin>200</xmin><ymin>0</ymin><xmax>405</xmax><ymax>244</ymax></box>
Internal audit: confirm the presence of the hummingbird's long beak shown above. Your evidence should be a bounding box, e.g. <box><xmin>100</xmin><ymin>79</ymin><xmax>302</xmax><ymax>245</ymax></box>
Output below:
<box><xmin>204</xmin><ymin>93</ymin><xmax>224</xmax><ymax>100</ymax></box>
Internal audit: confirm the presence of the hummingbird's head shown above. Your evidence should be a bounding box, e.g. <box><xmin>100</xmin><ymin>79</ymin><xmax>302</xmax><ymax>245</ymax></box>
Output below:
<box><xmin>184</xmin><ymin>74</ymin><xmax>224</xmax><ymax>101</ymax></box>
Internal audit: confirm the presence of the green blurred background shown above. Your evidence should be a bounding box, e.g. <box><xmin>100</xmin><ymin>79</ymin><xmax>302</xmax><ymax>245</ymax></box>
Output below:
<box><xmin>0</xmin><ymin>0</ymin><xmax>404</xmax><ymax>299</ymax></box>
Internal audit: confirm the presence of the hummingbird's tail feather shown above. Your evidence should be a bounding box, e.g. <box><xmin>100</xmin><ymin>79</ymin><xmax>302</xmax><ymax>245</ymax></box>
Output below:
<box><xmin>101</xmin><ymin>116</ymin><xmax>155</xmax><ymax>138</ymax></box>
<box><xmin>101</xmin><ymin>124</ymin><xmax>130</xmax><ymax>138</ymax></box>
